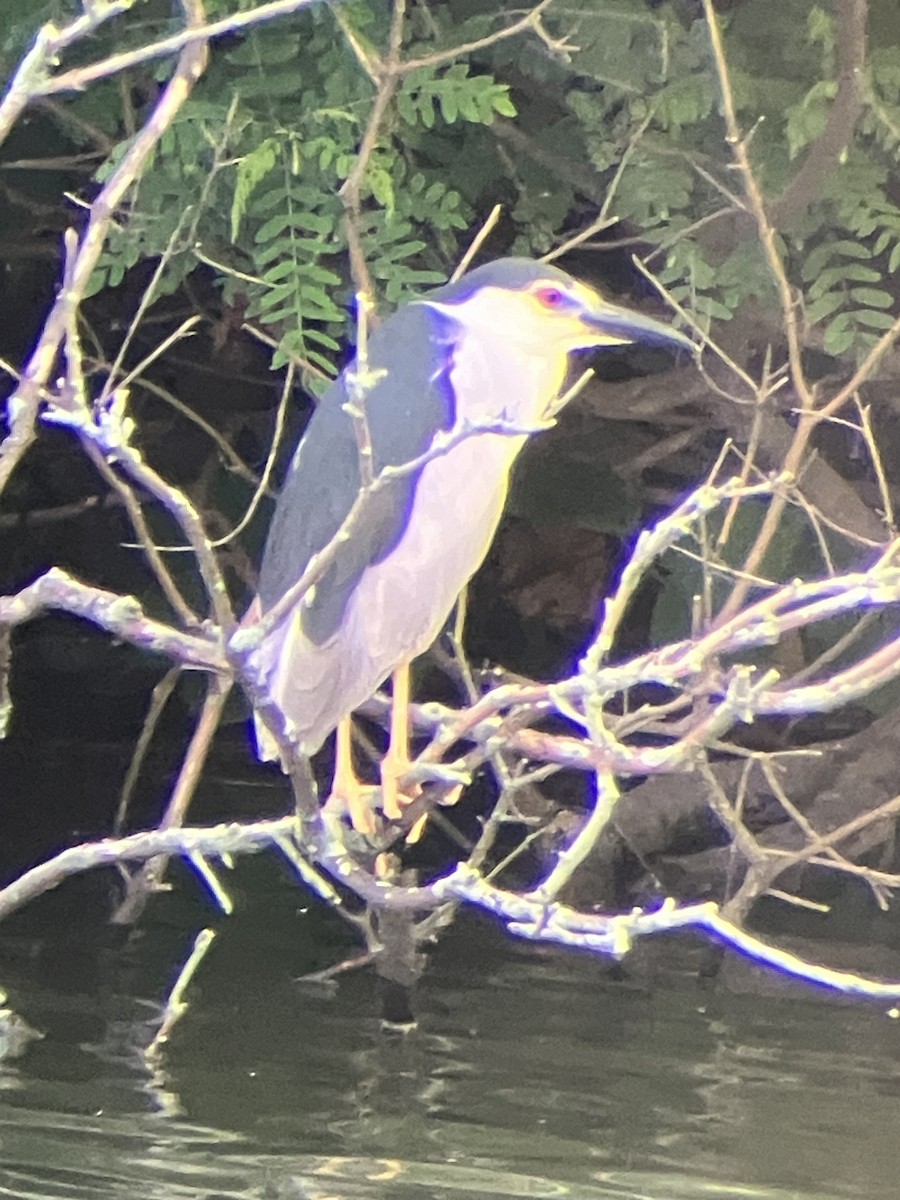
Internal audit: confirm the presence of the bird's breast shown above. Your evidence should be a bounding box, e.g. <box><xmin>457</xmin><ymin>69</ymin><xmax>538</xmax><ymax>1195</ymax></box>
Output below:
<box><xmin>347</xmin><ymin>338</ymin><xmax>567</xmax><ymax>664</ymax></box>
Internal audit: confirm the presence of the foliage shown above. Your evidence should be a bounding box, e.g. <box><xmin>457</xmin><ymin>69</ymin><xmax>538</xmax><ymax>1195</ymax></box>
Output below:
<box><xmin>12</xmin><ymin>0</ymin><xmax>883</xmax><ymax>370</ymax></box>
<box><xmin>87</xmin><ymin>7</ymin><xmax>515</xmax><ymax>370</ymax></box>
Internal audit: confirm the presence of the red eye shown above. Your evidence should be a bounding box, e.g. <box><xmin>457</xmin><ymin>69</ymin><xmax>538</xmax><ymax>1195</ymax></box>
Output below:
<box><xmin>536</xmin><ymin>286</ymin><xmax>566</xmax><ymax>308</ymax></box>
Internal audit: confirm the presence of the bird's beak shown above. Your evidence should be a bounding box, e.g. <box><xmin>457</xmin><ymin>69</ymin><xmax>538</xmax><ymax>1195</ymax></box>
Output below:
<box><xmin>579</xmin><ymin>295</ymin><xmax>696</xmax><ymax>356</ymax></box>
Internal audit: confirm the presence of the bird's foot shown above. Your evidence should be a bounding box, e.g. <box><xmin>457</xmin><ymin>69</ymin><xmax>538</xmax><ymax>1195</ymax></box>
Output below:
<box><xmin>325</xmin><ymin>777</ymin><xmax>381</xmax><ymax>837</ymax></box>
<box><xmin>381</xmin><ymin>757</ymin><xmax>469</xmax><ymax>844</ymax></box>
<box><xmin>379</xmin><ymin>750</ymin><xmax>421</xmax><ymax>823</ymax></box>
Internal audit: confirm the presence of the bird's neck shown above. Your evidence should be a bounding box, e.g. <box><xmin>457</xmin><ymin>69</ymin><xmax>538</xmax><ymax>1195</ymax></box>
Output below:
<box><xmin>451</xmin><ymin>328</ymin><xmax>569</xmax><ymax>427</ymax></box>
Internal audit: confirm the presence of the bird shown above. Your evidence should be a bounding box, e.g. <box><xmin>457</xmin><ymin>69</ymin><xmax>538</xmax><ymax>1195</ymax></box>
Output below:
<box><xmin>246</xmin><ymin>257</ymin><xmax>694</xmax><ymax>835</ymax></box>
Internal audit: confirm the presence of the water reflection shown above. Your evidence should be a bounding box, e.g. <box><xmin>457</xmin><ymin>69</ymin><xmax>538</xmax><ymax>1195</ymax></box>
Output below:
<box><xmin>0</xmin><ymin>882</ymin><xmax>897</xmax><ymax>1200</ymax></box>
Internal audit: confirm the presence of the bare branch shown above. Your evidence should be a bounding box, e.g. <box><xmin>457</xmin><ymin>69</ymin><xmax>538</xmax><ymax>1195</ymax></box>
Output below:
<box><xmin>0</xmin><ymin>568</ymin><xmax>225</xmax><ymax>669</ymax></box>
<box><xmin>399</xmin><ymin>0</ymin><xmax>556</xmax><ymax>75</ymax></box>
<box><xmin>339</xmin><ymin>0</ymin><xmax>408</xmax><ymax>301</ymax></box>
<box><xmin>770</xmin><ymin>0</ymin><xmax>868</xmax><ymax>228</ymax></box>
<box><xmin>112</xmin><ymin>673</ymin><xmax>232</xmax><ymax>924</ymax></box>
<box><xmin>0</xmin><ymin>1</ymin><xmax>136</xmax><ymax>146</ymax></box>
<box><xmin>4</xmin><ymin>815</ymin><xmax>900</xmax><ymax>998</ymax></box>
<box><xmin>1</xmin><ymin>0</ymin><xmax>320</xmax><ymax>115</ymax></box>
<box><xmin>0</xmin><ymin>1</ymin><xmax>210</xmax><ymax>496</ymax></box>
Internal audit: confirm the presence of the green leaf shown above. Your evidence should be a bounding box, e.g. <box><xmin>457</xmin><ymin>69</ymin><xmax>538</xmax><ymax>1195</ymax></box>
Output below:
<box><xmin>258</xmin><ymin>281</ymin><xmax>297</xmax><ymax>309</ymax></box>
<box><xmin>493</xmin><ymin>92</ymin><xmax>516</xmax><ymax>117</ymax></box>
<box><xmin>873</xmin><ymin>230</ymin><xmax>892</xmax><ymax>256</ymax></box>
<box><xmin>850</xmin><ymin>287</ymin><xmax>893</xmax><ymax>308</ymax></box>
<box><xmin>801</xmin><ymin>239</ymin><xmax>871</xmax><ymax>281</ymax></box>
<box><xmin>807</xmin><ymin>5</ymin><xmax>834</xmax><ymax>46</ymax></box>
<box><xmin>438</xmin><ymin>84</ymin><xmax>459</xmax><ymax>124</ymax></box>
<box><xmin>226</xmin><ymin>30</ymin><xmax>301</xmax><ymax>66</ymax></box>
<box><xmin>261</xmin><ymin>258</ymin><xmax>305</xmax><ymax>284</ymax></box>
<box><xmin>786</xmin><ymin>79</ymin><xmax>838</xmax><ymax>159</ymax></box>
<box><xmin>231</xmin><ymin>136</ymin><xmax>280</xmax><ymax>241</ymax></box>
<box><xmin>853</xmin><ymin>309</ymin><xmax>898</xmax><ymax>330</ymax></box>
<box><xmin>255</xmin><ymin>213</ymin><xmax>293</xmax><ymax>243</ymax></box>
<box><xmin>396</xmin><ymin>89</ymin><xmax>417</xmax><ymax>125</ymax></box>
<box><xmin>823</xmin><ymin>315</ymin><xmax>855</xmax><ymax>356</ymax></box>
<box><xmin>805</xmin><ymin>291</ymin><xmax>846</xmax><ymax>324</ymax></box>
<box><xmin>418</xmin><ymin>92</ymin><xmax>436</xmax><ymax>129</ymax></box>
<box><xmin>367</xmin><ymin>164</ymin><xmax>395</xmax><ymax>213</ymax></box>
<box><xmin>811</xmin><ymin>263</ymin><xmax>882</xmax><ymax>292</ymax></box>
<box><xmin>303</xmin><ymin>328</ymin><xmax>341</xmax><ymax>350</ymax></box>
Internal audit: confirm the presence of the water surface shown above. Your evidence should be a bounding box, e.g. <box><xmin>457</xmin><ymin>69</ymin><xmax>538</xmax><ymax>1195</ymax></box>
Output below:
<box><xmin>0</xmin><ymin>864</ymin><xmax>897</xmax><ymax>1200</ymax></box>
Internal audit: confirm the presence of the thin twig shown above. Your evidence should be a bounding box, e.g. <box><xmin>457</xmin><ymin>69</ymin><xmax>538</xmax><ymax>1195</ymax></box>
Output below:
<box><xmin>210</xmin><ymin>363</ymin><xmax>294</xmax><ymax>548</ymax></box>
<box><xmin>545</xmin><ymin>97</ymin><xmax>659</xmax><ymax>263</ymax></box>
<box><xmin>339</xmin><ymin>0</ymin><xmax>408</xmax><ymax>301</ymax></box>
<box><xmin>146</xmin><ymin>929</ymin><xmax>217</xmax><ymax>1057</ymax></box>
<box><xmin>398</xmin><ymin>0</ymin><xmax>556</xmax><ymax>75</ymax></box>
<box><xmin>113</xmin><ymin>664</ymin><xmax>182</xmax><ymax>836</ymax></box>
<box><xmin>3</xmin><ymin>0</ymin><xmax>319</xmax><ymax>110</ymax></box>
<box><xmin>82</xmin><ymin>441</ymin><xmax>200</xmax><ymax>627</ymax></box>
<box><xmin>451</xmin><ymin>205</ymin><xmax>502</xmax><ymax>281</ymax></box>
<box><xmin>112</xmin><ymin>672</ymin><xmax>232</xmax><ymax>924</ymax></box>
<box><xmin>0</xmin><ymin>0</ymin><xmax>210</xmax><ymax>496</ymax></box>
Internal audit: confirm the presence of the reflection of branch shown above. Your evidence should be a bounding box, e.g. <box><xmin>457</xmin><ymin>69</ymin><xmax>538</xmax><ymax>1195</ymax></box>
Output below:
<box><xmin>146</xmin><ymin>928</ymin><xmax>216</xmax><ymax>1056</ymax></box>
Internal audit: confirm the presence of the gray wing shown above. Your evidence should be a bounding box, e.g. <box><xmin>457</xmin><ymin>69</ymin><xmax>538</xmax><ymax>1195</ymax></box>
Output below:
<box><xmin>257</xmin><ymin>303</ymin><xmax>459</xmax><ymax>645</ymax></box>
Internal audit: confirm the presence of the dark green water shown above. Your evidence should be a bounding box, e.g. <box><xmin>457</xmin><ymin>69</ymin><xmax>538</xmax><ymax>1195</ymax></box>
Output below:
<box><xmin>1</xmin><ymin>731</ymin><xmax>899</xmax><ymax>1200</ymax></box>
<box><xmin>1</xmin><ymin>857</ymin><xmax>899</xmax><ymax>1200</ymax></box>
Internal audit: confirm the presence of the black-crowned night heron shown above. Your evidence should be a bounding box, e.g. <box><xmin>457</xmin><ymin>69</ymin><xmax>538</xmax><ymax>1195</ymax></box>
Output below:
<box><xmin>249</xmin><ymin>257</ymin><xmax>693</xmax><ymax>834</ymax></box>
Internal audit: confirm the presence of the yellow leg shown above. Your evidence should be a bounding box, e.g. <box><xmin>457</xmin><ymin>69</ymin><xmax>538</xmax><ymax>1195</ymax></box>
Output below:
<box><xmin>380</xmin><ymin>664</ymin><xmax>466</xmax><ymax>840</ymax></box>
<box><xmin>380</xmin><ymin>663</ymin><xmax>415</xmax><ymax>822</ymax></box>
<box><xmin>332</xmin><ymin>716</ymin><xmax>377</xmax><ymax>836</ymax></box>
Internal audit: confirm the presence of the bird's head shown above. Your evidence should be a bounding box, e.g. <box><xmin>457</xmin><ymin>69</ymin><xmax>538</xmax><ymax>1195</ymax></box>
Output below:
<box><xmin>420</xmin><ymin>257</ymin><xmax>696</xmax><ymax>358</ymax></box>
